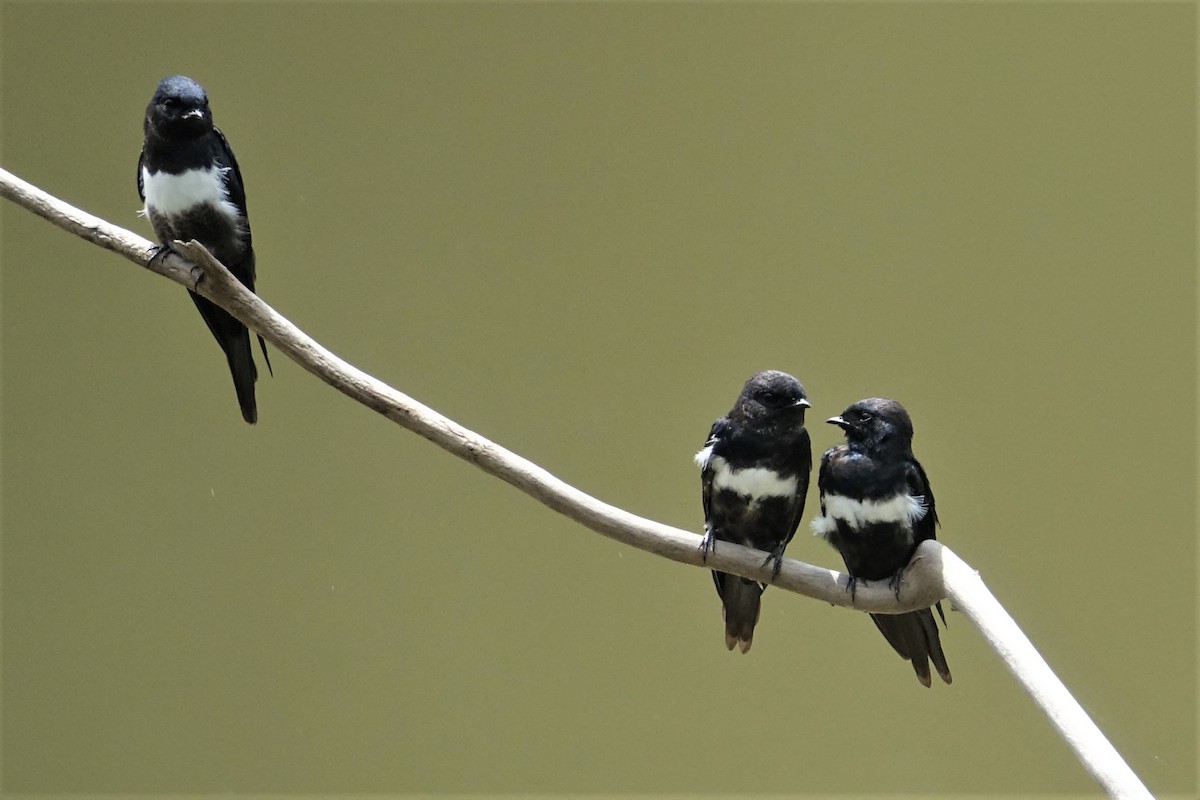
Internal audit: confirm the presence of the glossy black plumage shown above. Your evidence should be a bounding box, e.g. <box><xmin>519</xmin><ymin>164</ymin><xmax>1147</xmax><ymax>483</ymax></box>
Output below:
<box><xmin>138</xmin><ymin>75</ymin><xmax>269</xmax><ymax>424</ymax></box>
<box><xmin>696</xmin><ymin>371</ymin><xmax>812</xmax><ymax>653</ymax></box>
<box><xmin>814</xmin><ymin>398</ymin><xmax>951</xmax><ymax>686</ymax></box>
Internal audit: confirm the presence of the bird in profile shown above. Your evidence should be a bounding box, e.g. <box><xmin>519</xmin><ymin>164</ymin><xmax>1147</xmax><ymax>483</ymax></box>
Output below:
<box><xmin>695</xmin><ymin>370</ymin><xmax>812</xmax><ymax>653</ymax></box>
<box><xmin>813</xmin><ymin>397</ymin><xmax>951</xmax><ymax>686</ymax></box>
<box><xmin>138</xmin><ymin>74</ymin><xmax>269</xmax><ymax>424</ymax></box>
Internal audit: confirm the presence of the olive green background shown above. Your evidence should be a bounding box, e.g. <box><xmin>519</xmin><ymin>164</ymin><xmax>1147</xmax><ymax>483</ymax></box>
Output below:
<box><xmin>1</xmin><ymin>2</ymin><xmax>1195</xmax><ymax>796</ymax></box>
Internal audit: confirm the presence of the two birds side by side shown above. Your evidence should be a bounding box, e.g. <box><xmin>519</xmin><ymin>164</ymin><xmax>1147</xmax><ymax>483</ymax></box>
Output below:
<box><xmin>697</xmin><ymin>371</ymin><xmax>951</xmax><ymax>687</ymax></box>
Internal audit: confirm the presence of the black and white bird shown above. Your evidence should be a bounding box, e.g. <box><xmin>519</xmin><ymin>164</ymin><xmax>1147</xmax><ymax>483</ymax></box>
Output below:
<box><xmin>138</xmin><ymin>74</ymin><xmax>269</xmax><ymax>424</ymax></box>
<box><xmin>695</xmin><ymin>370</ymin><xmax>812</xmax><ymax>653</ymax></box>
<box><xmin>813</xmin><ymin>397</ymin><xmax>951</xmax><ymax>686</ymax></box>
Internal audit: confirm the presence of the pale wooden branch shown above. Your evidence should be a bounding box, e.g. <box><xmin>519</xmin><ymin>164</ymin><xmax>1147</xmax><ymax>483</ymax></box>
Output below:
<box><xmin>0</xmin><ymin>165</ymin><xmax>1151</xmax><ymax>798</ymax></box>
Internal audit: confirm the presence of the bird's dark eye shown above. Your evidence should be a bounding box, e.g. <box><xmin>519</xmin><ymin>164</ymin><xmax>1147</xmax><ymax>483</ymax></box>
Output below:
<box><xmin>858</xmin><ymin>410</ymin><xmax>873</xmax><ymax>421</ymax></box>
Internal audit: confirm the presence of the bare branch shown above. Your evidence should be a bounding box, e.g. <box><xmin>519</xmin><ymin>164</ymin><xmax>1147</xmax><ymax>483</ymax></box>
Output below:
<box><xmin>0</xmin><ymin>165</ymin><xmax>1152</xmax><ymax>798</ymax></box>
<box><xmin>935</xmin><ymin>547</ymin><xmax>1152</xmax><ymax>798</ymax></box>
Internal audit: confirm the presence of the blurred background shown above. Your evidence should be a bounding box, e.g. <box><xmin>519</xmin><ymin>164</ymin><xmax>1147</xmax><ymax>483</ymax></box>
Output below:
<box><xmin>1</xmin><ymin>2</ymin><xmax>1194</xmax><ymax>796</ymax></box>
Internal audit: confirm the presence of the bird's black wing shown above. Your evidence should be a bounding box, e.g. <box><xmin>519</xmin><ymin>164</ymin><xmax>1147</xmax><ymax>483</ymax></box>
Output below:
<box><xmin>212</xmin><ymin>126</ymin><xmax>249</xmax><ymax>222</ymax></box>
<box><xmin>815</xmin><ymin>445</ymin><xmax>841</xmax><ymax>518</ymax></box>
<box><xmin>782</xmin><ymin>428</ymin><xmax>813</xmax><ymax>546</ymax></box>
<box><xmin>699</xmin><ymin>417</ymin><xmax>729</xmax><ymax>528</ymax></box>
<box><xmin>905</xmin><ymin>456</ymin><xmax>947</xmax><ymax>630</ymax></box>
<box><xmin>136</xmin><ymin>149</ymin><xmax>146</xmax><ymax>201</ymax></box>
<box><xmin>212</xmin><ymin>125</ymin><xmax>271</xmax><ymax>373</ymax></box>
<box><xmin>905</xmin><ymin>457</ymin><xmax>939</xmax><ymax>544</ymax></box>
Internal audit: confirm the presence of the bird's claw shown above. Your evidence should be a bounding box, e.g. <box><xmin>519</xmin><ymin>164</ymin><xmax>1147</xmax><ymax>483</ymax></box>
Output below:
<box><xmin>147</xmin><ymin>243</ymin><xmax>172</xmax><ymax>269</ymax></box>
<box><xmin>887</xmin><ymin>570</ymin><xmax>904</xmax><ymax>600</ymax></box>
<box><xmin>188</xmin><ymin>263</ymin><xmax>206</xmax><ymax>289</ymax></box>
<box><xmin>761</xmin><ymin>546</ymin><xmax>786</xmax><ymax>580</ymax></box>
<box><xmin>699</xmin><ymin>531</ymin><xmax>715</xmax><ymax>562</ymax></box>
<box><xmin>147</xmin><ymin>243</ymin><xmax>205</xmax><ymax>290</ymax></box>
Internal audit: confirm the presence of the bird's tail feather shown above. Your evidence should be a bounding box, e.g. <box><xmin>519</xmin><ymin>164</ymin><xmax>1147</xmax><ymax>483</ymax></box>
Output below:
<box><xmin>226</xmin><ymin>332</ymin><xmax>258</xmax><ymax>425</ymax></box>
<box><xmin>714</xmin><ymin>572</ymin><xmax>763</xmax><ymax>654</ymax></box>
<box><xmin>189</xmin><ymin>290</ymin><xmax>259</xmax><ymax>424</ymax></box>
<box><xmin>871</xmin><ymin>608</ymin><xmax>952</xmax><ymax>687</ymax></box>
<box><xmin>258</xmin><ymin>334</ymin><xmax>273</xmax><ymax>376</ymax></box>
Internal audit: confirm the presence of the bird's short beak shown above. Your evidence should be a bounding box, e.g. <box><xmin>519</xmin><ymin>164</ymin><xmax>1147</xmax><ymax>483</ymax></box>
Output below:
<box><xmin>183</xmin><ymin>109</ymin><xmax>204</xmax><ymax>120</ymax></box>
<box><xmin>796</xmin><ymin>398</ymin><xmax>812</xmax><ymax>409</ymax></box>
<box><xmin>826</xmin><ymin>415</ymin><xmax>848</xmax><ymax>429</ymax></box>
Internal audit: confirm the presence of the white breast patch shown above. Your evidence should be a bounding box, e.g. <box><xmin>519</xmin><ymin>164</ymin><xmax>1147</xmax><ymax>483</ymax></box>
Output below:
<box><xmin>811</xmin><ymin>492</ymin><xmax>927</xmax><ymax>539</ymax></box>
<box><xmin>141</xmin><ymin>165</ymin><xmax>239</xmax><ymax>222</ymax></box>
<box><xmin>708</xmin><ymin>456</ymin><xmax>798</xmax><ymax>500</ymax></box>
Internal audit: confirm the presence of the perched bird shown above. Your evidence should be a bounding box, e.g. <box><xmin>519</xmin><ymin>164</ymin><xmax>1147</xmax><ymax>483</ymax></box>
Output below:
<box><xmin>695</xmin><ymin>370</ymin><xmax>812</xmax><ymax>653</ymax></box>
<box><xmin>138</xmin><ymin>74</ymin><xmax>269</xmax><ymax>424</ymax></box>
<box><xmin>813</xmin><ymin>398</ymin><xmax>951</xmax><ymax>686</ymax></box>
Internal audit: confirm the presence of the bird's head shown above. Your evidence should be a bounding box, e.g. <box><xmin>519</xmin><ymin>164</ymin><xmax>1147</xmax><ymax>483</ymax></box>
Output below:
<box><xmin>145</xmin><ymin>75</ymin><xmax>213</xmax><ymax>140</ymax></box>
<box><xmin>734</xmin><ymin>370</ymin><xmax>811</xmax><ymax>426</ymax></box>
<box><xmin>827</xmin><ymin>397</ymin><xmax>913</xmax><ymax>451</ymax></box>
